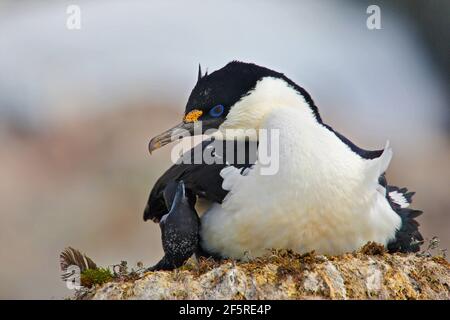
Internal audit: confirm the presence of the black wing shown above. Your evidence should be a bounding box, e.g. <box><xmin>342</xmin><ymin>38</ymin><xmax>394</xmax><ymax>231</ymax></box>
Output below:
<box><xmin>322</xmin><ymin>123</ymin><xmax>384</xmax><ymax>159</ymax></box>
<box><xmin>144</xmin><ymin>139</ymin><xmax>256</xmax><ymax>222</ymax></box>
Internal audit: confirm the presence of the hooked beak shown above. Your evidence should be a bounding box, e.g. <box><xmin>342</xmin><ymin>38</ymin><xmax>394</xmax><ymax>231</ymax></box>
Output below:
<box><xmin>148</xmin><ymin>121</ymin><xmax>195</xmax><ymax>154</ymax></box>
<box><xmin>148</xmin><ymin>118</ymin><xmax>224</xmax><ymax>154</ymax></box>
<box><xmin>149</xmin><ymin>108</ymin><xmax>225</xmax><ymax>154</ymax></box>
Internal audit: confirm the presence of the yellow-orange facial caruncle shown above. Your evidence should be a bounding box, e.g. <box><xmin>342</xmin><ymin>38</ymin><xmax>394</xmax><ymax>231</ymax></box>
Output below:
<box><xmin>183</xmin><ymin>109</ymin><xmax>203</xmax><ymax>123</ymax></box>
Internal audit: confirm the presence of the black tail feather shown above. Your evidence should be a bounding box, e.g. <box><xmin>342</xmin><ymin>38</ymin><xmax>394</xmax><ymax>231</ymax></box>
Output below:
<box><xmin>386</xmin><ymin>186</ymin><xmax>424</xmax><ymax>253</ymax></box>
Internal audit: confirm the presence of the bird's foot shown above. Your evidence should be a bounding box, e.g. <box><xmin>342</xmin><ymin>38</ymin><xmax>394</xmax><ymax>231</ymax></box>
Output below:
<box><xmin>146</xmin><ymin>256</ymin><xmax>179</xmax><ymax>271</ymax></box>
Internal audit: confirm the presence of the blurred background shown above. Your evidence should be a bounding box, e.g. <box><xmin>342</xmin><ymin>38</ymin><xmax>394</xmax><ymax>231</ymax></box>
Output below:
<box><xmin>0</xmin><ymin>0</ymin><xmax>448</xmax><ymax>299</ymax></box>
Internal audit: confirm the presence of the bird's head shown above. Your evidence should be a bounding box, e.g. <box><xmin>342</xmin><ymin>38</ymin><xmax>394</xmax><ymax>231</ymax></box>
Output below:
<box><xmin>149</xmin><ymin>61</ymin><xmax>321</xmax><ymax>153</ymax></box>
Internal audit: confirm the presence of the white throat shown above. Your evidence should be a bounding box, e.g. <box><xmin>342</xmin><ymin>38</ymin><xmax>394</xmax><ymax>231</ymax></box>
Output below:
<box><xmin>213</xmin><ymin>77</ymin><xmax>317</xmax><ymax>140</ymax></box>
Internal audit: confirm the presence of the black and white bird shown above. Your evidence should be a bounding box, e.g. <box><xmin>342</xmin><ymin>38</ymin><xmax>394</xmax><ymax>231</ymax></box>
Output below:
<box><xmin>144</xmin><ymin>61</ymin><xmax>423</xmax><ymax>270</ymax></box>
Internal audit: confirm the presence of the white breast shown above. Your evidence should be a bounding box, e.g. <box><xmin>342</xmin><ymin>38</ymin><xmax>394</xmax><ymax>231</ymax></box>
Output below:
<box><xmin>200</xmin><ymin>105</ymin><xmax>401</xmax><ymax>259</ymax></box>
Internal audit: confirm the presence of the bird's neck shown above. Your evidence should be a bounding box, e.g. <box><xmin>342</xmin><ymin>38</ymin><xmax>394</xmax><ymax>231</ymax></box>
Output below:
<box><xmin>215</xmin><ymin>77</ymin><xmax>318</xmax><ymax>141</ymax></box>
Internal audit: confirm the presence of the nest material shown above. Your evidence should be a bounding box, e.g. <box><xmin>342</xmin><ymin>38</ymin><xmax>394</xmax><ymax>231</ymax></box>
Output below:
<box><xmin>73</xmin><ymin>243</ymin><xmax>450</xmax><ymax>300</ymax></box>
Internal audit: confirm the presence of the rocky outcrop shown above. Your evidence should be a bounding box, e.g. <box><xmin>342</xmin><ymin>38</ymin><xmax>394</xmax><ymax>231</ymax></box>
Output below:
<box><xmin>74</xmin><ymin>244</ymin><xmax>450</xmax><ymax>300</ymax></box>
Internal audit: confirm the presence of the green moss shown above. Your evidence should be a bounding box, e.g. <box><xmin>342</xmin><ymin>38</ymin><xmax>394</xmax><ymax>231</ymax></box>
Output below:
<box><xmin>81</xmin><ymin>268</ymin><xmax>113</xmax><ymax>288</ymax></box>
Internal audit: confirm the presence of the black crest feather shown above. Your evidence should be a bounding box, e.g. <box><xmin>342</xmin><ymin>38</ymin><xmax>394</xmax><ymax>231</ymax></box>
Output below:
<box><xmin>197</xmin><ymin>64</ymin><xmax>208</xmax><ymax>82</ymax></box>
<box><xmin>197</xmin><ymin>64</ymin><xmax>202</xmax><ymax>82</ymax></box>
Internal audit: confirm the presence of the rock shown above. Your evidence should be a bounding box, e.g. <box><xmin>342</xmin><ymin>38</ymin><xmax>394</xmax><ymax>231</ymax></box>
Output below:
<box><xmin>74</xmin><ymin>247</ymin><xmax>450</xmax><ymax>300</ymax></box>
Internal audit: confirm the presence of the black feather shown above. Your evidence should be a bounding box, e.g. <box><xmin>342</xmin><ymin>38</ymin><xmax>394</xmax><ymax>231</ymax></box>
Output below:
<box><xmin>144</xmin><ymin>139</ymin><xmax>256</xmax><ymax>222</ymax></box>
<box><xmin>386</xmin><ymin>186</ymin><xmax>424</xmax><ymax>253</ymax></box>
<box><xmin>197</xmin><ymin>64</ymin><xmax>202</xmax><ymax>82</ymax></box>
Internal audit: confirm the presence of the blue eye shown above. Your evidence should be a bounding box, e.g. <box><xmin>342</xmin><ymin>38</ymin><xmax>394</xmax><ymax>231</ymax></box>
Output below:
<box><xmin>209</xmin><ymin>104</ymin><xmax>224</xmax><ymax>117</ymax></box>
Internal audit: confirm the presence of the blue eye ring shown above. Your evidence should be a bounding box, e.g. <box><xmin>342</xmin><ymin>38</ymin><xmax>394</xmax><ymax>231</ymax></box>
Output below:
<box><xmin>209</xmin><ymin>104</ymin><xmax>224</xmax><ymax>117</ymax></box>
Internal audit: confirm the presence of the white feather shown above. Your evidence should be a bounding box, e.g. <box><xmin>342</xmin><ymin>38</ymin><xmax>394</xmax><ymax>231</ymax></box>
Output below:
<box><xmin>364</xmin><ymin>141</ymin><xmax>392</xmax><ymax>191</ymax></box>
<box><xmin>389</xmin><ymin>191</ymin><xmax>410</xmax><ymax>208</ymax></box>
<box><xmin>220</xmin><ymin>166</ymin><xmax>244</xmax><ymax>191</ymax></box>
